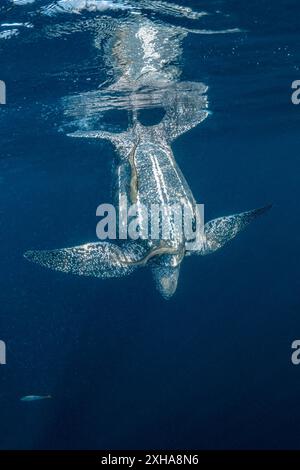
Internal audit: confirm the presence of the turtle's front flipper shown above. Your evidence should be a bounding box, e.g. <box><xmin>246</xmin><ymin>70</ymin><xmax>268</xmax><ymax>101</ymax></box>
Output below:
<box><xmin>198</xmin><ymin>205</ymin><xmax>272</xmax><ymax>256</ymax></box>
<box><xmin>24</xmin><ymin>242</ymin><xmax>147</xmax><ymax>279</ymax></box>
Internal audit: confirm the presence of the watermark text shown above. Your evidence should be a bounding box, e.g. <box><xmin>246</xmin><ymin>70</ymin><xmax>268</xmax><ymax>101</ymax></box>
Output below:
<box><xmin>0</xmin><ymin>80</ymin><xmax>6</xmax><ymax>105</ymax></box>
<box><xmin>291</xmin><ymin>80</ymin><xmax>300</xmax><ymax>105</ymax></box>
<box><xmin>96</xmin><ymin>196</ymin><xmax>205</xmax><ymax>252</ymax></box>
<box><xmin>0</xmin><ymin>340</ymin><xmax>6</xmax><ymax>365</ymax></box>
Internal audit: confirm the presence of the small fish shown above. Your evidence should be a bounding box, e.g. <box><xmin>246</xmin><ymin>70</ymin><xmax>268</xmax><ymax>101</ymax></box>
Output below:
<box><xmin>20</xmin><ymin>395</ymin><xmax>52</xmax><ymax>402</ymax></box>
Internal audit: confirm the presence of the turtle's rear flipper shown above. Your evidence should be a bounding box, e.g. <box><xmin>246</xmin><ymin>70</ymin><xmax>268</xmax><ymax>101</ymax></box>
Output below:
<box><xmin>159</xmin><ymin>81</ymin><xmax>209</xmax><ymax>142</ymax></box>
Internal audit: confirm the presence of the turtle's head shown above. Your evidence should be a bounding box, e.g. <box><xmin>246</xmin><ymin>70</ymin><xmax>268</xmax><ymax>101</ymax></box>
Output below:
<box><xmin>151</xmin><ymin>260</ymin><xmax>181</xmax><ymax>299</ymax></box>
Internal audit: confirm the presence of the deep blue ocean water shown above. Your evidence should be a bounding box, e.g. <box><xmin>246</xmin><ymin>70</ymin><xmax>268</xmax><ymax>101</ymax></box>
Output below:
<box><xmin>0</xmin><ymin>0</ymin><xmax>300</xmax><ymax>450</ymax></box>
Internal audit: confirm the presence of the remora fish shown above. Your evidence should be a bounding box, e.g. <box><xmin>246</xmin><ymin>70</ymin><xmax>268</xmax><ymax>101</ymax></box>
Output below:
<box><xmin>24</xmin><ymin>83</ymin><xmax>271</xmax><ymax>298</ymax></box>
<box><xmin>21</xmin><ymin>395</ymin><xmax>52</xmax><ymax>402</ymax></box>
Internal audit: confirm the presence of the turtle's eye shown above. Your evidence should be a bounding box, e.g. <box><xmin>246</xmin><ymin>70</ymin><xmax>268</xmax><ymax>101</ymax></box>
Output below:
<box><xmin>138</xmin><ymin>107</ymin><xmax>166</xmax><ymax>126</ymax></box>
